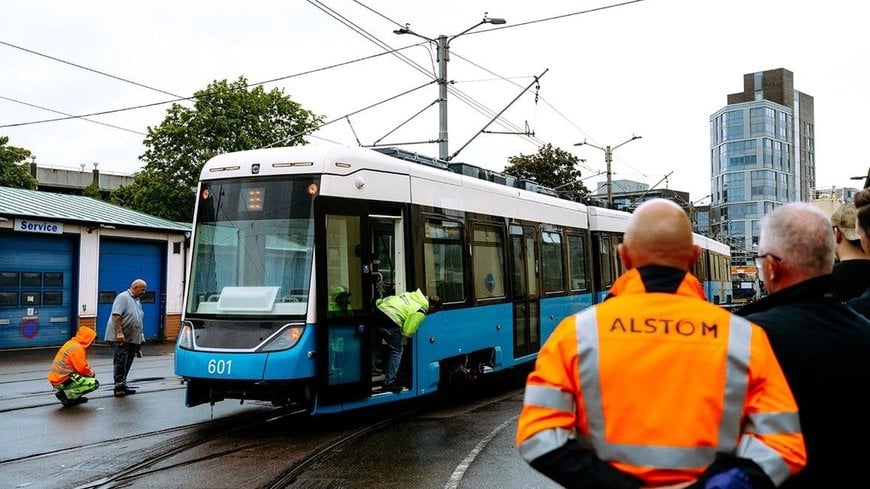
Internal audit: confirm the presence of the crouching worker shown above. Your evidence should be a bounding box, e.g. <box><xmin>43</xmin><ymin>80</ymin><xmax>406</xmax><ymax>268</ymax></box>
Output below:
<box><xmin>48</xmin><ymin>326</ymin><xmax>100</xmax><ymax>407</ymax></box>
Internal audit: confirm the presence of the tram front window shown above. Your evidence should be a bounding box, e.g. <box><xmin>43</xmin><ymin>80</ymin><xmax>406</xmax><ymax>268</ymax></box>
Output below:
<box><xmin>186</xmin><ymin>177</ymin><xmax>317</xmax><ymax>316</ymax></box>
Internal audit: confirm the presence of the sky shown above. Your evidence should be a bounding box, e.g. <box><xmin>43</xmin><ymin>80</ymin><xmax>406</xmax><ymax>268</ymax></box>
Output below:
<box><xmin>2</xmin><ymin>0</ymin><xmax>869</xmax><ymax>203</ymax></box>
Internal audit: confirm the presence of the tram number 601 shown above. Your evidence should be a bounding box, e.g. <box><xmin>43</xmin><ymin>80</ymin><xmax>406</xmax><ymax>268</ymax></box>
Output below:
<box><xmin>208</xmin><ymin>359</ymin><xmax>232</xmax><ymax>375</ymax></box>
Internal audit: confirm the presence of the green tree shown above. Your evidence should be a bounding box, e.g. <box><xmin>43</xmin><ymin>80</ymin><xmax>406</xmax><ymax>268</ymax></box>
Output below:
<box><xmin>503</xmin><ymin>143</ymin><xmax>589</xmax><ymax>200</ymax></box>
<box><xmin>121</xmin><ymin>76</ymin><xmax>323</xmax><ymax>222</ymax></box>
<box><xmin>0</xmin><ymin>136</ymin><xmax>37</xmax><ymax>189</ymax></box>
<box><xmin>81</xmin><ymin>181</ymin><xmax>106</xmax><ymax>200</ymax></box>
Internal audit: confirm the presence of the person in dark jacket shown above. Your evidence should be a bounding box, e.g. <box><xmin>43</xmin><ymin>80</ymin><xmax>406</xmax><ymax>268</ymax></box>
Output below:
<box><xmin>848</xmin><ymin>188</ymin><xmax>870</xmax><ymax>318</ymax></box>
<box><xmin>738</xmin><ymin>202</ymin><xmax>870</xmax><ymax>488</ymax></box>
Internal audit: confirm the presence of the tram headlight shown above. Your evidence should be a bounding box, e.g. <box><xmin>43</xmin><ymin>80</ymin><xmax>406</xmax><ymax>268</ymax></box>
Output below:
<box><xmin>260</xmin><ymin>324</ymin><xmax>305</xmax><ymax>352</ymax></box>
<box><xmin>176</xmin><ymin>321</ymin><xmax>194</xmax><ymax>350</ymax></box>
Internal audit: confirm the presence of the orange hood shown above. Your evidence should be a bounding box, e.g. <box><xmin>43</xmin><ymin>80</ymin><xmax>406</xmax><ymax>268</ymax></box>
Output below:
<box><xmin>74</xmin><ymin>326</ymin><xmax>97</xmax><ymax>348</ymax></box>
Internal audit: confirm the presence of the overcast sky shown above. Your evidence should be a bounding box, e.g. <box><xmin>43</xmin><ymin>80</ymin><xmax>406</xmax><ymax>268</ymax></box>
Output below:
<box><xmin>2</xmin><ymin>0</ymin><xmax>868</xmax><ymax>202</ymax></box>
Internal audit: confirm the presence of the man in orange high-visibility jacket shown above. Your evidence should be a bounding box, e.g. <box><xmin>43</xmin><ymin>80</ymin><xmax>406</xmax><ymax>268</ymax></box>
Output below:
<box><xmin>48</xmin><ymin>326</ymin><xmax>100</xmax><ymax>407</ymax></box>
<box><xmin>516</xmin><ymin>199</ymin><xmax>806</xmax><ymax>489</ymax></box>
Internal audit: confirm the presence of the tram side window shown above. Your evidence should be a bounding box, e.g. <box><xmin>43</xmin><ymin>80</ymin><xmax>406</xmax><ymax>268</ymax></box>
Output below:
<box><xmin>599</xmin><ymin>236</ymin><xmax>613</xmax><ymax>288</ymax></box>
<box><xmin>423</xmin><ymin>218</ymin><xmax>465</xmax><ymax>303</ymax></box>
<box><xmin>541</xmin><ymin>230</ymin><xmax>564</xmax><ymax>293</ymax></box>
<box><xmin>567</xmin><ymin>234</ymin><xmax>588</xmax><ymax>291</ymax></box>
<box><xmin>472</xmin><ymin>224</ymin><xmax>506</xmax><ymax>301</ymax></box>
<box><xmin>695</xmin><ymin>250</ymin><xmax>709</xmax><ymax>281</ymax></box>
<box><xmin>325</xmin><ymin>214</ymin><xmax>363</xmax><ymax>315</ymax></box>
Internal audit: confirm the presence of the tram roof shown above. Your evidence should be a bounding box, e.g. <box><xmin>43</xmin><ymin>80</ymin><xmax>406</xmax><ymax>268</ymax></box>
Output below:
<box><xmin>201</xmin><ymin>144</ymin><xmax>591</xmax><ymax>227</ymax></box>
<box><xmin>0</xmin><ymin>186</ymin><xmax>190</xmax><ymax>233</ymax></box>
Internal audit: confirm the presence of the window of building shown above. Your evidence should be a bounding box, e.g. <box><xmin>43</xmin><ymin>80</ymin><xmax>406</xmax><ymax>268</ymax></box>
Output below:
<box><xmin>777</xmin><ymin>174</ymin><xmax>790</xmax><ymax>201</ymax></box>
<box><xmin>721</xmin><ymin>140</ymin><xmax>757</xmax><ymax>171</ymax></box>
<box><xmin>750</xmin><ymin>107</ymin><xmax>775</xmax><ymax>137</ymax></box>
<box><xmin>777</xmin><ymin>112</ymin><xmax>789</xmax><ymax>140</ymax></box>
<box><xmin>751</xmin><ymin>170</ymin><xmax>777</xmax><ymax>199</ymax></box>
<box><xmin>723</xmin><ymin>172</ymin><xmax>746</xmax><ymax>201</ymax></box>
<box><xmin>727</xmin><ymin>203</ymin><xmax>759</xmax><ymax>220</ymax></box>
<box><xmin>722</xmin><ymin>110</ymin><xmax>744</xmax><ymax>141</ymax></box>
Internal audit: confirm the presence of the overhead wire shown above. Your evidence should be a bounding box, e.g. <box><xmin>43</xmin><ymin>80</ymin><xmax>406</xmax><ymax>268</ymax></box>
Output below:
<box><xmin>0</xmin><ymin>95</ymin><xmax>146</xmax><ymax>135</ymax></box>
<box><xmin>312</xmin><ymin>0</ymin><xmax>543</xmax><ymax>147</ymax></box>
<box><xmin>0</xmin><ymin>43</ymin><xmax>427</xmax><ymax>130</ymax></box>
<box><xmin>3</xmin><ymin>0</ymin><xmax>647</xmax><ymax>174</ymax></box>
<box><xmin>0</xmin><ymin>39</ymin><xmax>185</xmax><ymax>99</ymax></box>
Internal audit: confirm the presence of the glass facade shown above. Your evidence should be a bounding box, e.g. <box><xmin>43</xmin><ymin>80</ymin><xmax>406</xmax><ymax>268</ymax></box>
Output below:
<box><xmin>710</xmin><ymin>100</ymin><xmax>800</xmax><ymax>263</ymax></box>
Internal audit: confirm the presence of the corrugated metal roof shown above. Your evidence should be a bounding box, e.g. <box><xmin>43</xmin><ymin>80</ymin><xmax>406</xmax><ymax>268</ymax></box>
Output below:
<box><xmin>0</xmin><ymin>186</ymin><xmax>190</xmax><ymax>232</ymax></box>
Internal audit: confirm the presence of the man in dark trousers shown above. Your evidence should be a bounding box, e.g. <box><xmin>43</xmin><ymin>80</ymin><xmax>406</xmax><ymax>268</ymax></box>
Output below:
<box><xmin>104</xmin><ymin>278</ymin><xmax>146</xmax><ymax>397</ymax></box>
<box><xmin>739</xmin><ymin>202</ymin><xmax>870</xmax><ymax>488</ymax></box>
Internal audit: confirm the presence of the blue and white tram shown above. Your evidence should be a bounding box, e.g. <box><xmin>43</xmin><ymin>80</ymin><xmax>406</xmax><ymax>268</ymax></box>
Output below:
<box><xmin>585</xmin><ymin>206</ymin><xmax>732</xmax><ymax>304</ymax></box>
<box><xmin>692</xmin><ymin>234</ymin><xmax>732</xmax><ymax>305</ymax></box>
<box><xmin>174</xmin><ymin>144</ymin><xmax>730</xmax><ymax>413</ymax></box>
<box><xmin>175</xmin><ymin>145</ymin><xmax>598</xmax><ymax>412</ymax></box>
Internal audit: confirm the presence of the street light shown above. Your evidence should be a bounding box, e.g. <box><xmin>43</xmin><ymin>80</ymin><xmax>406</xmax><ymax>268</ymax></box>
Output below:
<box><xmin>574</xmin><ymin>135</ymin><xmax>642</xmax><ymax>205</ymax></box>
<box><xmin>850</xmin><ymin>166</ymin><xmax>870</xmax><ymax>189</ymax></box>
<box><xmin>394</xmin><ymin>14</ymin><xmax>506</xmax><ymax>160</ymax></box>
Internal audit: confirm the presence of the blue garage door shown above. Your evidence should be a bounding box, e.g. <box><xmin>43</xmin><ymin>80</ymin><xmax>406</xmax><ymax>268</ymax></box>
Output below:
<box><xmin>98</xmin><ymin>239</ymin><xmax>164</xmax><ymax>340</ymax></box>
<box><xmin>0</xmin><ymin>234</ymin><xmax>76</xmax><ymax>349</ymax></box>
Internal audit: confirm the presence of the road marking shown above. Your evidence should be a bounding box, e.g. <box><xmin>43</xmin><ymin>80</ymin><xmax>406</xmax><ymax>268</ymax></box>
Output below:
<box><xmin>444</xmin><ymin>415</ymin><xmax>518</xmax><ymax>489</ymax></box>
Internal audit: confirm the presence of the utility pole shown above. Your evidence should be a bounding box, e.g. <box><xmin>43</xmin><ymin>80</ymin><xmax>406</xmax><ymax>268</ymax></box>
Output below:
<box><xmin>395</xmin><ymin>14</ymin><xmax>506</xmax><ymax>160</ymax></box>
<box><xmin>574</xmin><ymin>135</ymin><xmax>642</xmax><ymax>205</ymax></box>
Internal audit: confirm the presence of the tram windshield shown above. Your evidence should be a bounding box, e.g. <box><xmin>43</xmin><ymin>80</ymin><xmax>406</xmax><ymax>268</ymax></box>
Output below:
<box><xmin>186</xmin><ymin>177</ymin><xmax>317</xmax><ymax>316</ymax></box>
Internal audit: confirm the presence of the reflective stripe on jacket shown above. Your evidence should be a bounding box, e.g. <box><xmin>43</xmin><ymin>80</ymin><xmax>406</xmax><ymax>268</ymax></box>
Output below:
<box><xmin>376</xmin><ymin>289</ymin><xmax>429</xmax><ymax>337</ymax></box>
<box><xmin>48</xmin><ymin>326</ymin><xmax>96</xmax><ymax>386</ymax></box>
<box><xmin>516</xmin><ymin>266</ymin><xmax>806</xmax><ymax>487</ymax></box>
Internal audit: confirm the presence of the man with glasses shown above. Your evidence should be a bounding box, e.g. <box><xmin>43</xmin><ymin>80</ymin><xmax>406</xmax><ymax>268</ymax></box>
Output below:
<box><xmin>738</xmin><ymin>202</ymin><xmax>870</xmax><ymax>488</ymax></box>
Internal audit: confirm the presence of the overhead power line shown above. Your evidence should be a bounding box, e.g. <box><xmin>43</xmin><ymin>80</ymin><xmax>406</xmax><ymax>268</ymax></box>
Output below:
<box><xmin>0</xmin><ymin>95</ymin><xmax>145</xmax><ymax>135</ymax></box>
<box><xmin>0</xmin><ymin>39</ymin><xmax>184</xmax><ymax>98</ymax></box>
<box><xmin>0</xmin><ymin>44</ymin><xmax>424</xmax><ymax>130</ymax></box>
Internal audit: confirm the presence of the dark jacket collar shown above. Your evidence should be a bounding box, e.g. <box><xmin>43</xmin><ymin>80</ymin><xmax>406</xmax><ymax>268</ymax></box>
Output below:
<box><xmin>737</xmin><ymin>274</ymin><xmax>838</xmax><ymax>317</ymax></box>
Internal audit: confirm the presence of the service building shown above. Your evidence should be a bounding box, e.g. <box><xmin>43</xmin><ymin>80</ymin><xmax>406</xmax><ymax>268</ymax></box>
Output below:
<box><xmin>0</xmin><ymin>186</ymin><xmax>189</xmax><ymax>350</ymax></box>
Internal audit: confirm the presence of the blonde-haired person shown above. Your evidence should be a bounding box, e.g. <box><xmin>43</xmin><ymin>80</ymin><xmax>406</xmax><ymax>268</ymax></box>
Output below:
<box><xmin>830</xmin><ymin>201</ymin><xmax>870</xmax><ymax>299</ymax></box>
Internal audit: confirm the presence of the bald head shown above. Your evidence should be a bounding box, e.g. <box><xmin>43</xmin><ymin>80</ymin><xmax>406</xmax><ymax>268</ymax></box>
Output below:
<box><xmin>620</xmin><ymin>199</ymin><xmax>698</xmax><ymax>270</ymax></box>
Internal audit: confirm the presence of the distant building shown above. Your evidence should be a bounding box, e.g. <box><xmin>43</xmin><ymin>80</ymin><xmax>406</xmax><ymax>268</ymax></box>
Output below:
<box><xmin>595</xmin><ymin>179</ymin><xmax>648</xmax><ymax>195</ymax></box>
<box><xmin>812</xmin><ymin>186</ymin><xmax>861</xmax><ymax>218</ymax></box>
<box><xmin>709</xmin><ymin>68</ymin><xmax>815</xmax><ymax>264</ymax></box>
<box><xmin>29</xmin><ymin>162</ymin><xmax>134</xmax><ymax>196</ymax></box>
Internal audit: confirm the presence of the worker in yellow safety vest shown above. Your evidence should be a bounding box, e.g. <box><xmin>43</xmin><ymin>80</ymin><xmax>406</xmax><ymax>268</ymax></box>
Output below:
<box><xmin>516</xmin><ymin>199</ymin><xmax>806</xmax><ymax>489</ymax></box>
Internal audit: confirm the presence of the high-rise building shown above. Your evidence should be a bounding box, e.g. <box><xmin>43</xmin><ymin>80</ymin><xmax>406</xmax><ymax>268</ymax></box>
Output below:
<box><xmin>709</xmin><ymin>68</ymin><xmax>815</xmax><ymax>264</ymax></box>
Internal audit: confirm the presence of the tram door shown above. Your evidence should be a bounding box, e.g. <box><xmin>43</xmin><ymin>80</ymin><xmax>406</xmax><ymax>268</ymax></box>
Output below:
<box><xmin>315</xmin><ymin>198</ymin><xmax>404</xmax><ymax>403</ymax></box>
<box><xmin>510</xmin><ymin>224</ymin><xmax>541</xmax><ymax>358</ymax></box>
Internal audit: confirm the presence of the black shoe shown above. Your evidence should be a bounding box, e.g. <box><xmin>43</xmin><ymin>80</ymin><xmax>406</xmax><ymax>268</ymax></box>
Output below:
<box><xmin>56</xmin><ymin>390</ymin><xmax>73</xmax><ymax>407</ymax></box>
<box><xmin>114</xmin><ymin>388</ymin><xmax>137</xmax><ymax>397</ymax></box>
<box><xmin>72</xmin><ymin>397</ymin><xmax>88</xmax><ymax>405</ymax></box>
<box><xmin>382</xmin><ymin>383</ymin><xmax>402</xmax><ymax>393</ymax></box>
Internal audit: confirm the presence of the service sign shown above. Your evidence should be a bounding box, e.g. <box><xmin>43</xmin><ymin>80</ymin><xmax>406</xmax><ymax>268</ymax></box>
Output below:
<box><xmin>14</xmin><ymin>219</ymin><xmax>64</xmax><ymax>235</ymax></box>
